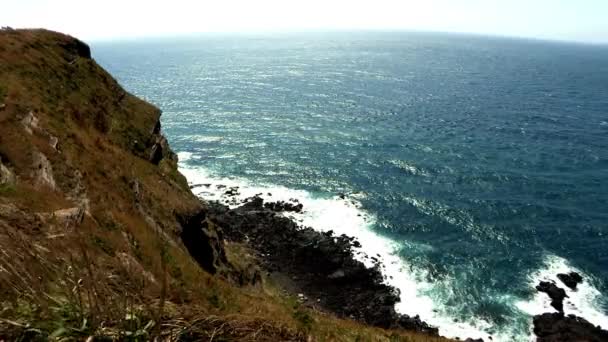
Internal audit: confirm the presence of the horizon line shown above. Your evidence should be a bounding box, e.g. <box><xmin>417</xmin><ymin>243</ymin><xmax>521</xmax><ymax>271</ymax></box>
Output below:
<box><xmin>9</xmin><ymin>26</ymin><xmax>605</xmax><ymax>47</ymax></box>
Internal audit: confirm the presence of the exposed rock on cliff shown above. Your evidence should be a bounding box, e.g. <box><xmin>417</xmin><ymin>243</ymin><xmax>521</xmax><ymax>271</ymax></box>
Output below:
<box><xmin>178</xmin><ymin>209</ymin><xmax>227</xmax><ymax>274</ymax></box>
<box><xmin>0</xmin><ymin>28</ymin><xmax>234</xmax><ymax>339</ymax></box>
<box><xmin>0</xmin><ymin>157</ymin><xmax>15</xmax><ymax>185</ymax></box>
<box><xmin>31</xmin><ymin>151</ymin><xmax>56</xmax><ymax>190</ymax></box>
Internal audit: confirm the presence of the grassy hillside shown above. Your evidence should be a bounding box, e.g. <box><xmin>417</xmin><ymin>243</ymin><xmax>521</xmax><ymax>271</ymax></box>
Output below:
<box><xmin>0</xmin><ymin>28</ymin><xmax>454</xmax><ymax>342</ymax></box>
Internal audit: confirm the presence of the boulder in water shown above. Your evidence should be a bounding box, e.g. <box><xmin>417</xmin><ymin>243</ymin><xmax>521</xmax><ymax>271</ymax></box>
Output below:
<box><xmin>557</xmin><ymin>272</ymin><xmax>583</xmax><ymax>290</ymax></box>
<box><xmin>536</xmin><ymin>281</ymin><xmax>567</xmax><ymax>313</ymax></box>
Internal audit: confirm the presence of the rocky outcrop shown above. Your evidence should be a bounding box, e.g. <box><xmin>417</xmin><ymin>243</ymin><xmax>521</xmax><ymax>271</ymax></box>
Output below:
<box><xmin>147</xmin><ymin>120</ymin><xmax>177</xmax><ymax>166</ymax></box>
<box><xmin>264</xmin><ymin>200</ymin><xmax>304</xmax><ymax>213</ymax></box>
<box><xmin>532</xmin><ymin>273</ymin><xmax>608</xmax><ymax>342</ymax></box>
<box><xmin>534</xmin><ymin>313</ymin><xmax>608</xmax><ymax>342</ymax></box>
<box><xmin>557</xmin><ymin>272</ymin><xmax>583</xmax><ymax>290</ymax></box>
<box><xmin>536</xmin><ymin>281</ymin><xmax>567</xmax><ymax>313</ymax></box>
<box><xmin>178</xmin><ymin>209</ymin><xmax>228</xmax><ymax>275</ymax></box>
<box><xmin>0</xmin><ymin>157</ymin><xmax>15</xmax><ymax>185</ymax></box>
<box><xmin>206</xmin><ymin>196</ymin><xmax>438</xmax><ymax>335</ymax></box>
<box><xmin>149</xmin><ymin>135</ymin><xmax>168</xmax><ymax>165</ymax></box>
<box><xmin>20</xmin><ymin>111</ymin><xmax>40</xmax><ymax>135</ymax></box>
<box><xmin>51</xmin><ymin>206</ymin><xmax>85</xmax><ymax>229</ymax></box>
<box><xmin>58</xmin><ymin>36</ymin><xmax>91</xmax><ymax>59</ymax></box>
<box><xmin>31</xmin><ymin>151</ymin><xmax>56</xmax><ymax>190</ymax></box>
<box><xmin>19</xmin><ymin>111</ymin><xmax>61</xmax><ymax>151</ymax></box>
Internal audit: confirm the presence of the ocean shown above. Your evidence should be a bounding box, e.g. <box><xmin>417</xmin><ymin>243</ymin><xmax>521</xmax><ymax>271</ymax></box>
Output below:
<box><xmin>94</xmin><ymin>32</ymin><xmax>608</xmax><ymax>341</ymax></box>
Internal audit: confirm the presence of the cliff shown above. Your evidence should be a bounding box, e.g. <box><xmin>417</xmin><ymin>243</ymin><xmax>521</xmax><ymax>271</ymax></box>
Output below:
<box><xmin>0</xmin><ymin>29</ymin><xmax>453</xmax><ymax>341</ymax></box>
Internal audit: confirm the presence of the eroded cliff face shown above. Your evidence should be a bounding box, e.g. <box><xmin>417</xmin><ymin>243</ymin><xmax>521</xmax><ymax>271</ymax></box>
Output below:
<box><xmin>0</xmin><ymin>28</ymin><xmax>243</xmax><ymax>339</ymax></box>
<box><xmin>0</xmin><ymin>27</ymin><xmax>227</xmax><ymax>269</ymax></box>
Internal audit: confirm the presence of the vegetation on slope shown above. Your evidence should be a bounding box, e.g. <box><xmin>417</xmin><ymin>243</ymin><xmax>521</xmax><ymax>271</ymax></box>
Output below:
<box><xmin>0</xmin><ymin>28</ymin><xmax>453</xmax><ymax>342</ymax></box>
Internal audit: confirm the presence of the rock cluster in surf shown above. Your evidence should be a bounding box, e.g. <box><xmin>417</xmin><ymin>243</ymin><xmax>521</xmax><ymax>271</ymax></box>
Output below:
<box><xmin>536</xmin><ymin>281</ymin><xmax>568</xmax><ymax>313</ymax></box>
<box><xmin>556</xmin><ymin>272</ymin><xmax>583</xmax><ymax>290</ymax></box>
<box><xmin>533</xmin><ymin>273</ymin><xmax>608</xmax><ymax>342</ymax></box>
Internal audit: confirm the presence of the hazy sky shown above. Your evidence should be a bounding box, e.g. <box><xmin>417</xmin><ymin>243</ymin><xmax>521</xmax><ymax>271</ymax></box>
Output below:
<box><xmin>2</xmin><ymin>0</ymin><xmax>607</xmax><ymax>43</ymax></box>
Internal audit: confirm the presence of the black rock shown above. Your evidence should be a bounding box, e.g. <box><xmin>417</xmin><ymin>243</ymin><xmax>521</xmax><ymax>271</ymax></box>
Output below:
<box><xmin>237</xmin><ymin>196</ymin><xmax>264</xmax><ymax>211</ymax></box>
<box><xmin>536</xmin><ymin>281</ymin><xmax>568</xmax><ymax>313</ymax></box>
<box><xmin>205</xmin><ymin>199</ymin><xmax>438</xmax><ymax>335</ymax></box>
<box><xmin>177</xmin><ymin>209</ymin><xmax>227</xmax><ymax>274</ymax></box>
<box><xmin>60</xmin><ymin>36</ymin><xmax>91</xmax><ymax>59</ymax></box>
<box><xmin>533</xmin><ymin>312</ymin><xmax>608</xmax><ymax>342</ymax></box>
<box><xmin>224</xmin><ymin>189</ymin><xmax>239</xmax><ymax>196</ymax></box>
<box><xmin>264</xmin><ymin>200</ymin><xmax>304</xmax><ymax>213</ymax></box>
<box><xmin>557</xmin><ymin>272</ymin><xmax>583</xmax><ymax>290</ymax></box>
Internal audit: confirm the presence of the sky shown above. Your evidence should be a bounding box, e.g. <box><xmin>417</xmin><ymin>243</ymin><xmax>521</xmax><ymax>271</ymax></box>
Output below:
<box><xmin>2</xmin><ymin>0</ymin><xmax>608</xmax><ymax>43</ymax></box>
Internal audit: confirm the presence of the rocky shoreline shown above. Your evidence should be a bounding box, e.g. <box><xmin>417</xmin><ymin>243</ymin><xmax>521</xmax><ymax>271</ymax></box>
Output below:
<box><xmin>187</xmin><ymin>183</ymin><xmax>608</xmax><ymax>342</ymax></box>
<box><xmin>5</xmin><ymin>28</ymin><xmax>605</xmax><ymax>341</ymax></box>
<box><xmin>205</xmin><ymin>195</ymin><xmax>440</xmax><ymax>335</ymax></box>
<box><xmin>532</xmin><ymin>273</ymin><xmax>608</xmax><ymax>342</ymax></box>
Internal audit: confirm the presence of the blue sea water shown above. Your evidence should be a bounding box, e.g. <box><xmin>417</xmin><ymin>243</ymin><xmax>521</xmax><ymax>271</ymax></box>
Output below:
<box><xmin>94</xmin><ymin>32</ymin><xmax>608</xmax><ymax>341</ymax></box>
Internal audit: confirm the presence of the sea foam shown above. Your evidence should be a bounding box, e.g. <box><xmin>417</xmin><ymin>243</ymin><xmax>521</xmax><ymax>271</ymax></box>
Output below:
<box><xmin>177</xmin><ymin>154</ymin><xmax>502</xmax><ymax>341</ymax></box>
<box><xmin>515</xmin><ymin>254</ymin><xmax>608</xmax><ymax>330</ymax></box>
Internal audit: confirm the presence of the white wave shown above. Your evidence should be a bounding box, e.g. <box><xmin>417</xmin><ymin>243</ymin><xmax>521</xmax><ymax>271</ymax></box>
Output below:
<box><xmin>388</xmin><ymin>159</ymin><xmax>430</xmax><ymax>177</ymax></box>
<box><xmin>184</xmin><ymin>135</ymin><xmax>223</xmax><ymax>143</ymax></box>
<box><xmin>178</xmin><ymin>161</ymin><xmax>515</xmax><ymax>342</ymax></box>
<box><xmin>177</xmin><ymin>151</ymin><xmax>194</xmax><ymax>162</ymax></box>
<box><xmin>515</xmin><ymin>254</ymin><xmax>608</xmax><ymax>329</ymax></box>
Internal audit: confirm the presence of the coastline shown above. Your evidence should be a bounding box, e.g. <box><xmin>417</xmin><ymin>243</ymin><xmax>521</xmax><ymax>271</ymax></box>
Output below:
<box><xmin>178</xmin><ymin>156</ymin><xmax>608</xmax><ymax>342</ymax></box>
<box><xmin>2</xmin><ymin>28</ymin><xmax>606</xmax><ymax>342</ymax></box>
<box><xmin>179</xmin><ymin>160</ymin><xmax>495</xmax><ymax>341</ymax></box>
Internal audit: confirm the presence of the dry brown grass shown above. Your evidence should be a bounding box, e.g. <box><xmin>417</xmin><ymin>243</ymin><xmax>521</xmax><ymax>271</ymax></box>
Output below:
<box><xmin>0</xmin><ymin>214</ymin><xmax>160</xmax><ymax>340</ymax></box>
